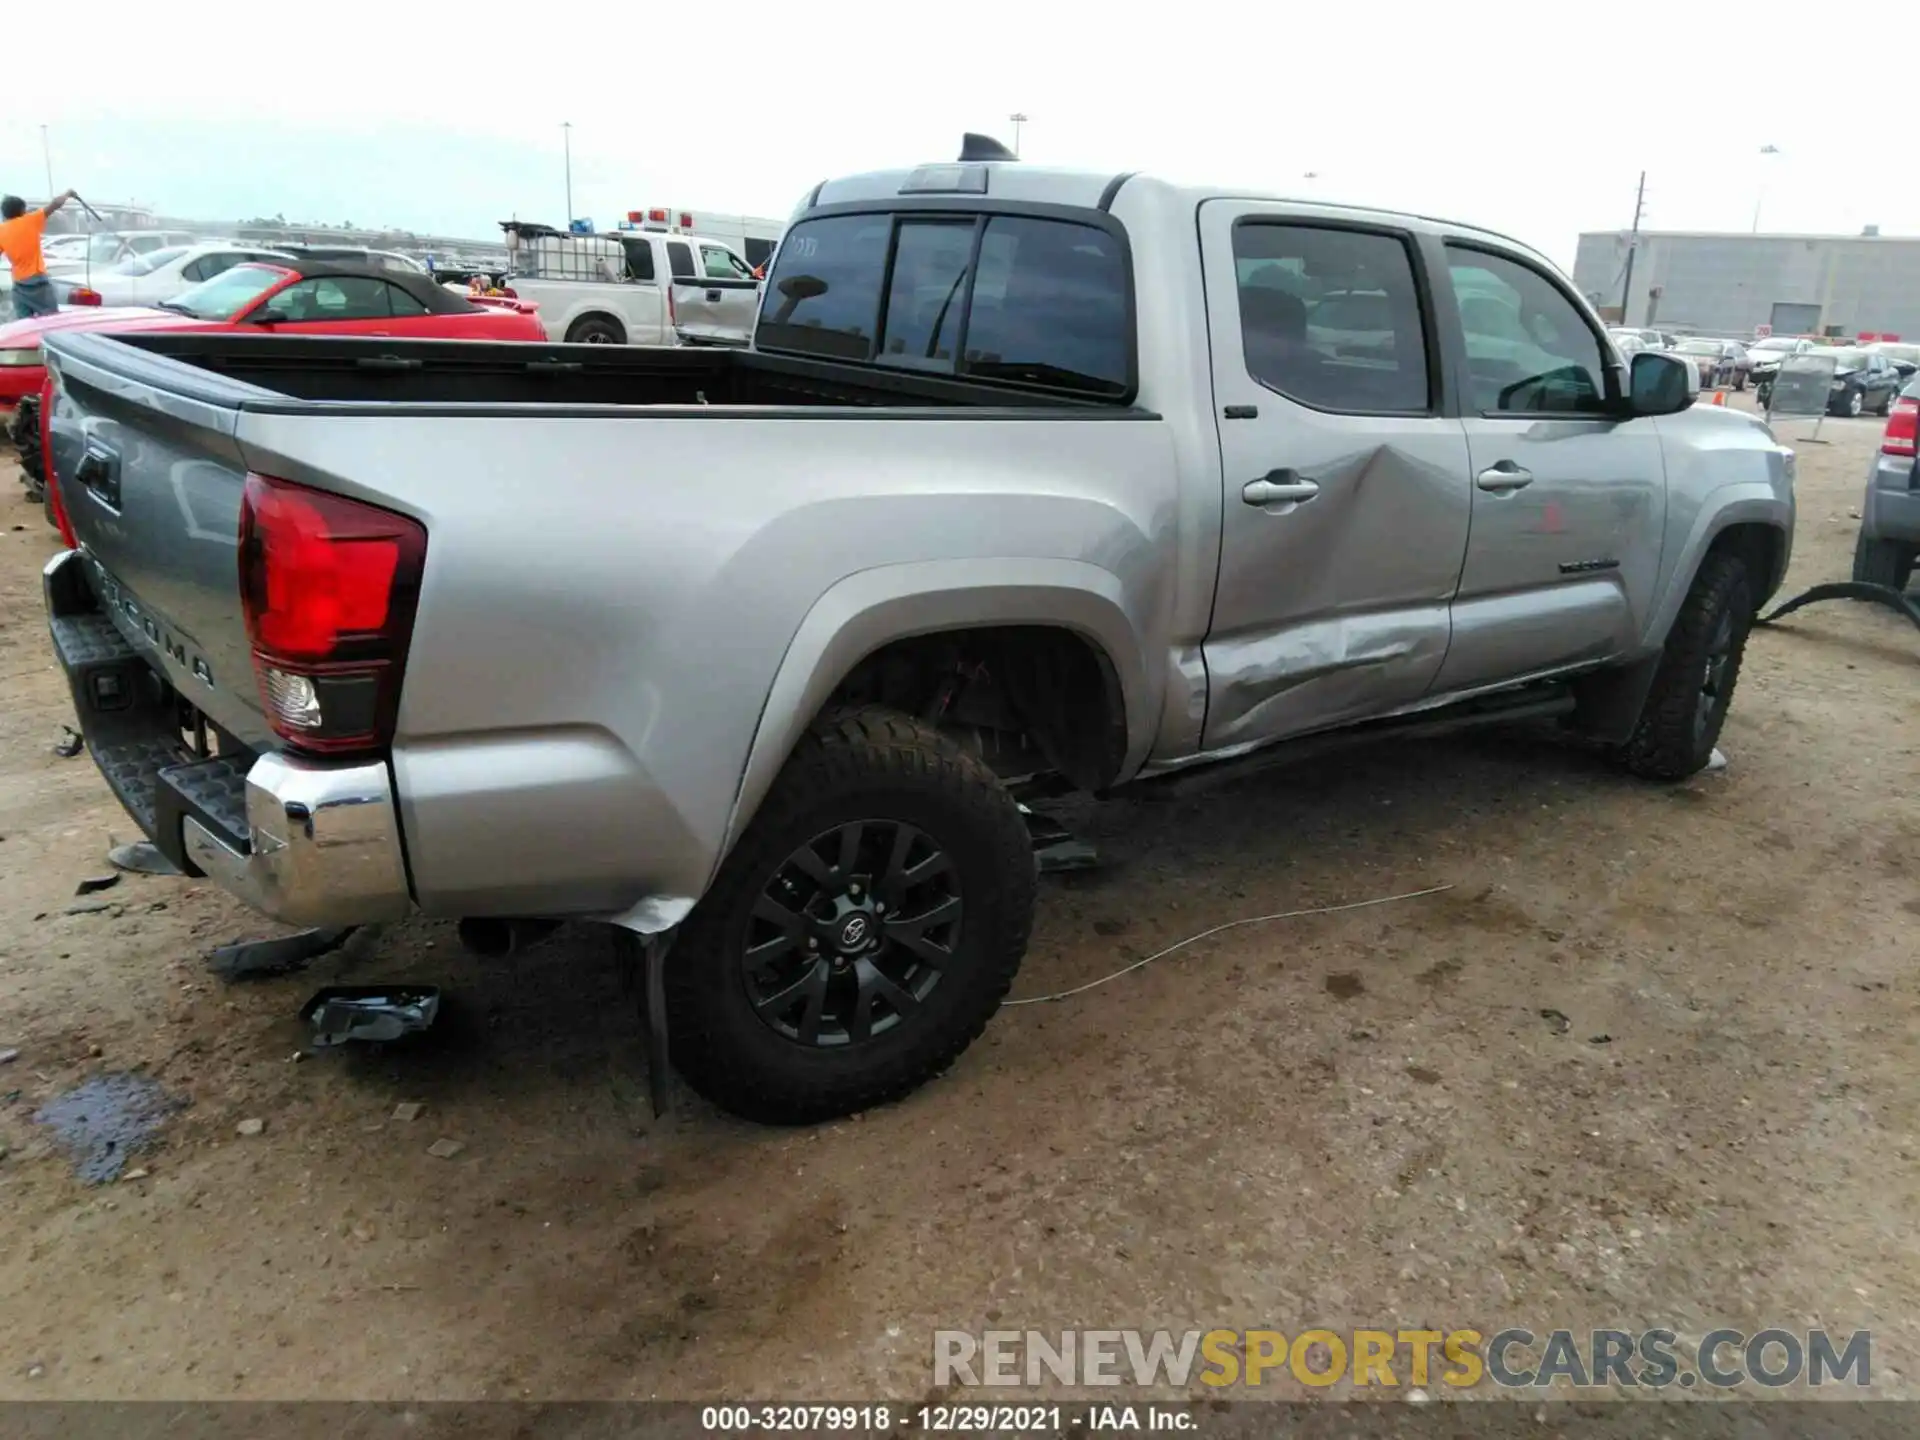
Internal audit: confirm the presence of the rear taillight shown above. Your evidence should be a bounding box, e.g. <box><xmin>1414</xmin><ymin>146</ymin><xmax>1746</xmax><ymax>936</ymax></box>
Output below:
<box><xmin>237</xmin><ymin>474</ymin><xmax>426</xmax><ymax>755</ymax></box>
<box><xmin>42</xmin><ymin>384</ymin><xmax>76</xmax><ymax>549</ymax></box>
<box><xmin>1883</xmin><ymin>397</ymin><xmax>1918</xmax><ymax>458</ymax></box>
<box><xmin>67</xmin><ymin>287</ymin><xmax>102</xmax><ymax>307</ymax></box>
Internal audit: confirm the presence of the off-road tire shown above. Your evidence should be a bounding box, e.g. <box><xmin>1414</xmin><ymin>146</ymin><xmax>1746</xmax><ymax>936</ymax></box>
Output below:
<box><xmin>9</xmin><ymin>396</ymin><xmax>44</xmax><ymax>504</ymax></box>
<box><xmin>1852</xmin><ymin>530</ymin><xmax>1916</xmax><ymax>591</ymax></box>
<box><xmin>564</xmin><ymin>315</ymin><xmax>625</xmax><ymax>345</ymax></box>
<box><xmin>666</xmin><ymin>706</ymin><xmax>1035</xmax><ymax>1124</ymax></box>
<box><xmin>1619</xmin><ymin>551</ymin><xmax>1753</xmax><ymax>781</ymax></box>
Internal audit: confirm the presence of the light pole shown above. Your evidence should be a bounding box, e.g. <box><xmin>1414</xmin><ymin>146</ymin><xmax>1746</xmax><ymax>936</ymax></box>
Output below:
<box><xmin>1752</xmin><ymin>144</ymin><xmax>1781</xmax><ymax>233</ymax></box>
<box><xmin>40</xmin><ymin>124</ymin><xmax>53</xmax><ymax>199</ymax></box>
<box><xmin>1008</xmin><ymin>112</ymin><xmax>1028</xmax><ymax>158</ymax></box>
<box><xmin>562</xmin><ymin>121</ymin><xmax>574</xmax><ymax>225</ymax></box>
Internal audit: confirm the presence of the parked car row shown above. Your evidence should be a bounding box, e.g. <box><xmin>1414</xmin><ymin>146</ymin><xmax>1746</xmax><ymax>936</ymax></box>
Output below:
<box><xmin>1606</xmin><ymin>325</ymin><xmax>1916</xmax><ymax>414</ymax></box>
<box><xmin>1754</xmin><ymin>346</ymin><xmax>1907</xmax><ymax>417</ymax></box>
<box><xmin>4</xmin><ymin>257</ymin><xmax>545</xmax><ymax>507</ymax></box>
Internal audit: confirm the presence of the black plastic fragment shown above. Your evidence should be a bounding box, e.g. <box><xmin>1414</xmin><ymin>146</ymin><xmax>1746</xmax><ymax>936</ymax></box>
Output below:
<box><xmin>301</xmin><ymin>985</ymin><xmax>442</xmax><ymax>1048</ymax></box>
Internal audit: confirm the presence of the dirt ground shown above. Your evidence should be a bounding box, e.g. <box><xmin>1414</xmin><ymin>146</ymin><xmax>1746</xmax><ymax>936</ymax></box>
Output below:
<box><xmin>0</xmin><ymin>402</ymin><xmax>1916</xmax><ymax>1404</ymax></box>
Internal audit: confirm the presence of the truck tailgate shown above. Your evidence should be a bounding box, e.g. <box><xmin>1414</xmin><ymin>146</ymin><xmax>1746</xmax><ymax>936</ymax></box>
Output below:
<box><xmin>44</xmin><ymin>333</ymin><xmax>273</xmax><ymax>751</ymax></box>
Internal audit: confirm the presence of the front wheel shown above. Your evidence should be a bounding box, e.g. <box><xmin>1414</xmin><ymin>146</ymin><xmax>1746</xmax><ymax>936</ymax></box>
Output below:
<box><xmin>665</xmin><ymin>707</ymin><xmax>1036</xmax><ymax>1124</ymax></box>
<box><xmin>1845</xmin><ymin>388</ymin><xmax>1865</xmax><ymax>418</ymax></box>
<box><xmin>1618</xmin><ymin>551</ymin><xmax>1754</xmax><ymax>781</ymax></box>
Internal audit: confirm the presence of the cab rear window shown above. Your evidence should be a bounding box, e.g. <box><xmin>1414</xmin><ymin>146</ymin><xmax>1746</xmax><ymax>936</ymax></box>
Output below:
<box><xmin>756</xmin><ymin>211</ymin><xmax>1132</xmax><ymax>399</ymax></box>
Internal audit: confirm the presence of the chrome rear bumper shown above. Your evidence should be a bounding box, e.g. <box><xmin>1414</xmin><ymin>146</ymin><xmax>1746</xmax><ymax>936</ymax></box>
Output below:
<box><xmin>183</xmin><ymin>752</ymin><xmax>412</xmax><ymax>928</ymax></box>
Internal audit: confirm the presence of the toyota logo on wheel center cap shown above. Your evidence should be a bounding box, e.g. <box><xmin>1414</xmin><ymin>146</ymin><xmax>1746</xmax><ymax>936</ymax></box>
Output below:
<box><xmin>836</xmin><ymin>914</ymin><xmax>871</xmax><ymax>951</ymax></box>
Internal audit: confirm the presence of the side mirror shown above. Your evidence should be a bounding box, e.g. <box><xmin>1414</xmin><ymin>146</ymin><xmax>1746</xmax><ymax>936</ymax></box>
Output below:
<box><xmin>1629</xmin><ymin>350</ymin><xmax>1695</xmax><ymax>416</ymax></box>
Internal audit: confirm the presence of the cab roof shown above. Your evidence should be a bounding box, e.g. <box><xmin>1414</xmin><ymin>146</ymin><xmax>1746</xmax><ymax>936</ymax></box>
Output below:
<box><xmin>802</xmin><ymin>148</ymin><xmax>1553</xmax><ymax>269</ymax></box>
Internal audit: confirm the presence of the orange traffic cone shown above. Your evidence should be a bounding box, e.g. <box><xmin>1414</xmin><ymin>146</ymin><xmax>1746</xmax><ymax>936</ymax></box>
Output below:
<box><xmin>1711</xmin><ymin>390</ymin><xmax>1726</xmax><ymax>406</ymax></box>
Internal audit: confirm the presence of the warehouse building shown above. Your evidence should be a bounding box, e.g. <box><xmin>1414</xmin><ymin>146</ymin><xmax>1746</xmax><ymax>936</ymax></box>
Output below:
<box><xmin>1570</xmin><ymin>229</ymin><xmax>1920</xmax><ymax>340</ymax></box>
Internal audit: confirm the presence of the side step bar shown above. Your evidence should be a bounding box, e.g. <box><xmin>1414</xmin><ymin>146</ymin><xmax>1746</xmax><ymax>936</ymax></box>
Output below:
<box><xmin>1135</xmin><ymin>686</ymin><xmax>1578</xmax><ymax>800</ymax></box>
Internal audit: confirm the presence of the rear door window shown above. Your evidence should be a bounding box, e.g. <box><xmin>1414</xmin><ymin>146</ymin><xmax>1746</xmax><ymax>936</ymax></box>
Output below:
<box><xmin>666</xmin><ymin>241</ymin><xmax>695</xmax><ymax>279</ymax></box>
<box><xmin>1231</xmin><ymin>223</ymin><xmax>1431</xmax><ymax>412</ymax></box>
<box><xmin>620</xmin><ymin>238</ymin><xmax>656</xmax><ymax>281</ymax></box>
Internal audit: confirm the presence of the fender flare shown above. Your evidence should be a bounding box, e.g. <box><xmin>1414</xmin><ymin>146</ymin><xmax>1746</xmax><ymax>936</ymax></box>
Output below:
<box><xmin>1642</xmin><ymin>485</ymin><xmax>1792</xmax><ymax>649</ymax></box>
<box><xmin>718</xmin><ymin>558</ymin><xmax>1158</xmax><ymax>869</ymax></box>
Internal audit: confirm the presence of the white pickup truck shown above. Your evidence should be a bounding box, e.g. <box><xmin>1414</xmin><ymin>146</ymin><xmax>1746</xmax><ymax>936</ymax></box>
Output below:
<box><xmin>501</xmin><ymin>223</ymin><xmax>761</xmax><ymax>347</ymax></box>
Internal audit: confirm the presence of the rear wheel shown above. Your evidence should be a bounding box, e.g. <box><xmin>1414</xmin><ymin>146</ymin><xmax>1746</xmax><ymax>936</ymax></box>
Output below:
<box><xmin>1878</xmin><ymin>386</ymin><xmax>1897</xmax><ymax>417</ymax></box>
<box><xmin>1619</xmin><ymin>551</ymin><xmax>1753</xmax><ymax>781</ymax></box>
<box><xmin>665</xmin><ymin>707</ymin><xmax>1035</xmax><ymax>1124</ymax></box>
<box><xmin>1853</xmin><ymin>530</ymin><xmax>1916</xmax><ymax>591</ymax></box>
<box><xmin>564</xmin><ymin>315</ymin><xmax>625</xmax><ymax>345</ymax></box>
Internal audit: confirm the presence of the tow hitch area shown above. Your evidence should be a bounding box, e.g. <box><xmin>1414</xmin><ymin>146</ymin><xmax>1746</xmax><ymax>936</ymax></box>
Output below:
<box><xmin>301</xmin><ymin>985</ymin><xmax>442</xmax><ymax>1048</ymax></box>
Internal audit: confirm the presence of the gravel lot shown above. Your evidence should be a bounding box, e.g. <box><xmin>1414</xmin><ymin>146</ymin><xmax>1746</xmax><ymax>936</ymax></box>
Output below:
<box><xmin>0</xmin><ymin>403</ymin><xmax>1915</xmax><ymax>1403</ymax></box>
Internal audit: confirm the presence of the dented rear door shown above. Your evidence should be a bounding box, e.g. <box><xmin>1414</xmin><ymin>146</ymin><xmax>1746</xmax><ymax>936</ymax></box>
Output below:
<box><xmin>1198</xmin><ymin>199</ymin><xmax>1471</xmax><ymax>751</ymax></box>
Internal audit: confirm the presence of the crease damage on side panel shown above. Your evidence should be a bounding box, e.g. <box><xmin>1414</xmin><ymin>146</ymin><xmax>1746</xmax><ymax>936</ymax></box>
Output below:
<box><xmin>1204</xmin><ymin>606</ymin><xmax>1451</xmax><ymax>745</ymax></box>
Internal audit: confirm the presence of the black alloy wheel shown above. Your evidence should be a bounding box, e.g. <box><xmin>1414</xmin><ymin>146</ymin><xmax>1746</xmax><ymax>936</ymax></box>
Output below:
<box><xmin>1695</xmin><ymin>604</ymin><xmax>1737</xmax><ymax>748</ymax></box>
<box><xmin>744</xmin><ymin>819</ymin><xmax>962</xmax><ymax>1048</ymax></box>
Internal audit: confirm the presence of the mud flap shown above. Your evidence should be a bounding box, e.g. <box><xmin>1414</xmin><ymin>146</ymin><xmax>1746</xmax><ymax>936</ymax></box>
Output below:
<box><xmin>640</xmin><ymin>932</ymin><xmax>673</xmax><ymax>1119</ymax></box>
<box><xmin>1569</xmin><ymin>652</ymin><xmax>1663</xmax><ymax>745</ymax></box>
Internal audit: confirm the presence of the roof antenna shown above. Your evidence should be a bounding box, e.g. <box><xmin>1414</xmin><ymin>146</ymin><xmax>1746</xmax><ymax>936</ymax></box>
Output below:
<box><xmin>959</xmin><ymin>133</ymin><xmax>1018</xmax><ymax>163</ymax></box>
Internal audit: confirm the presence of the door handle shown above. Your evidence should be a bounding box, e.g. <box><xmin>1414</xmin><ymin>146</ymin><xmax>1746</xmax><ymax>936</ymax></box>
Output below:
<box><xmin>1475</xmin><ymin>462</ymin><xmax>1533</xmax><ymax>493</ymax></box>
<box><xmin>706</xmin><ymin>288</ymin><xmax>722</xmax><ymax>302</ymax></box>
<box><xmin>1242</xmin><ymin>472</ymin><xmax>1320</xmax><ymax>506</ymax></box>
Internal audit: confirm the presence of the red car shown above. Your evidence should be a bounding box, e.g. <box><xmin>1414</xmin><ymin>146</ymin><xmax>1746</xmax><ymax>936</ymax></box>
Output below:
<box><xmin>6</xmin><ymin>259</ymin><xmax>544</xmax><ymax>506</ymax></box>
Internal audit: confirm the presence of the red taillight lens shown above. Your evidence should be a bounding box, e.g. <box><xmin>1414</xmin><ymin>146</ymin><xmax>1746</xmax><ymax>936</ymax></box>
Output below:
<box><xmin>238</xmin><ymin>473</ymin><xmax>426</xmax><ymax>754</ymax></box>
<box><xmin>42</xmin><ymin>382</ymin><xmax>76</xmax><ymax>548</ymax></box>
<box><xmin>1884</xmin><ymin>397</ymin><xmax>1918</xmax><ymax>458</ymax></box>
<box><xmin>67</xmin><ymin>287</ymin><xmax>102</xmax><ymax>307</ymax></box>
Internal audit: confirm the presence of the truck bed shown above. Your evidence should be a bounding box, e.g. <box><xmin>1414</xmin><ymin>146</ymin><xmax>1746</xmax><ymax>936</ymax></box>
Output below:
<box><xmin>67</xmin><ymin>333</ymin><xmax>1125</xmax><ymax>412</ymax></box>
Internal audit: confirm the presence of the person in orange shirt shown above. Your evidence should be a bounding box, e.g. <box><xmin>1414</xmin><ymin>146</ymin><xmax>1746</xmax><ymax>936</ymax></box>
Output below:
<box><xmin>2</xmin><ymin>189</ymin><xmax>78</xmax><ymax>320</ymax></box>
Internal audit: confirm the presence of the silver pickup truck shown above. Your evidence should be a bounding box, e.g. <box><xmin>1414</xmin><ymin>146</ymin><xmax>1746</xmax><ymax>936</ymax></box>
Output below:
<box><xmin>40</xmin><ymin>141</ymin><xmax>1794</xmax><ymax>1124</ymax></box>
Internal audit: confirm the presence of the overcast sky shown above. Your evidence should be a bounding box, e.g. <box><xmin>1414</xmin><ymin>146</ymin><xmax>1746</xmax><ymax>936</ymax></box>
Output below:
<box><xmin>3</xmin><ymin>3</ymin><xmax>1908</xmax><ymax>269</ymax></box>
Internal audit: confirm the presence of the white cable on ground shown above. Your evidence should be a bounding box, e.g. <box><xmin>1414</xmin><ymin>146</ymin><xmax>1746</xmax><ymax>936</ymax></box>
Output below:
<box><xmin>1001</xmin><ymin>883</ymin><xmax>1455</xmax><ymax>1007</ymax></box>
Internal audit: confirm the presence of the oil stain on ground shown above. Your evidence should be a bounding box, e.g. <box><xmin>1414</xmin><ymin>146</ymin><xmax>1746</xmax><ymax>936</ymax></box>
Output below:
<box><xmin>34</xmin><ymin>1072</ymin><xmax>185</xmax><ymax>1184</ymax></box>
<box><xmin>1324</xmin><ymin>972</ymin><xmax>1366</xmax><ymax>1001</ymax></box>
